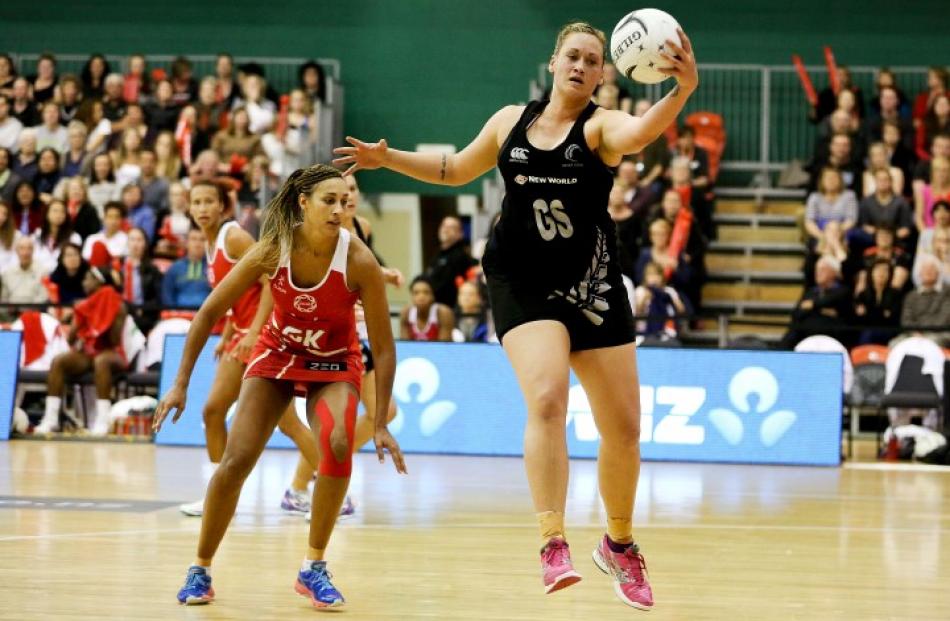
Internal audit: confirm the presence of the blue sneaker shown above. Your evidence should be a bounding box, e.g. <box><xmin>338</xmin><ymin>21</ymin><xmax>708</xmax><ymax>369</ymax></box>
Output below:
<box><xmin>177</xmin><ymin>566</ymin><xmax>215</xmax><ymax>605</ymax></box>
<box><xmin>280</xmin><ymin>488</ymin><xmax>311</xmax><ymax>515</ymax></box>
<box><xmin>294</xmin><ymin>561</ymin><xmax>345</xmax><ymax>608</ymax></box>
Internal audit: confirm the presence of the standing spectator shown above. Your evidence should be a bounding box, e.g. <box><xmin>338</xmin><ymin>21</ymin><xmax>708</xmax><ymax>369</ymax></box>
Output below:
<box><xmin>400</xmin><ymin>275</ymin><xmax>454</xmax><ymax>341</ymax></box>
<box><xmin>854</xmin><ymin>227</ymin><xmax>911</xmax><ymax>296</ymax></box>
<box><xmin>0</xmin><ymin>147</ymin><xmax>23</xmax><ymax>204</ymax></box>
<box><xmin>0</xmin><ymin>95</ymin><xmax>23</xmax><ymax>152</ymax></box>
<box><xmin>32</xmin><ymin>198</ymin><xmax>81</xmax><ymax>273</ymax></box>
<box><xmin>0</xmin><ymin>54</ymin><xmax>15</xmax><ymax>97</ymax></box>
<box><xmin>160</xmin><ymin>227</ymin><xmax>210</xmax><ymax>308</ymax></box>
<box><xmin>235</xmin><ymin>74</ymin><xmax>275</xmax><ymax>134</ymax></box>
<box><xmin>917</xmin><ymin>93</ymin><xmax>950</xmax><ymax>162</ymax></box>
<box><xmin>138</xmin><ymin>149</ymin><xmax>169</xmax><ymax>214</ymax></box>
<box><xmin>854</xmin><ymin>260</ymin><xmax>903</xmax><ymax>345</ymax></box>
<box><xmin>632</xmin><ymin>99</ymin><xmax>670</xmax><ymax>194</ymax></box>
<box><xmin>633</xmin><ymin>261</ymin><xmax>687</xmax><ymax>342</ymax></box>
<box><xmin>110</xmin><ymin>128</ymin><xmax>143</xmax><ymax>187</ymax></box>
<box><xmin>62</xmin><ymin>176</ymin><xmax>101</xmax><ymax>241</ymax></box>
<box><xmin>86</xmin><ymin>153</ymin><xmax>120</xmax><ymax>215</ymax></box>
<box><xmin>214</xmin><ymin>54</ymin><xmax>237</xmax><ymax>109</ymax></box>
<box><xmin>169</xmin><ymin>56</ymin><xmax>198</xmax><ymax>106</ymax></box>
<box><xmin>900</xmin><ymin>253</ymin><xmax>950</xmax><ymax>345</ymax></box>
<box><xmin>857</xmin><ymin>168</ymin><xmax>913</xmax><ymax>247</ymax></box>
<box><xmin>298</xmin><ymin>60</ymin><xmax>326</xmax><ymax>110</ymax></box>
<box><xmin>122</xmin><ymin>54</ymin><xmax>149</xmax><ymax>104</ymax></box>
<box><xmin>912</xmin><ymin>67</ymin><xmax>948</xmax><ymax>126</ymax></box>
<box><xmin>914</xmin><ymin>156</ymin><xmax>950</xmax><ymax>232</ymax></box>
<box><xmin>82</xmin><ymin>201</ymin><xmax>128</xmax><ymax>266</ymax></box>
<box><xmin>425</xmin><ymin>215</ymin><xmax>477</xmax><ymax>307</ymax></box>
<box><xmin>12</xmin><ymin>129</ymin><xmax>38</xmax><ymax>184</ymax></box>
<box><xmin>28</xmin><ymin>54</ymin><xmax>57</xmax><ymax>105</ymax></box>
<box><xmin>781</xmin><ymin>256</ymin><xmax>853</xmax><ymax>349</ymax></box>
<box><xmin>212</xmin><ymin>107</ymin><xmax>262</xmax><ymax>170</ymax></box>
<box><xmin>0</xmin><ymin>201</ymin><xmax>21</xmax><ymax>270</ymax></box>
<box><xmin>49</xmin><ymin>242</ymin><xmax>88</xmax><ymax>305</ymax></box>
<box><xmin>121</xmin><ymin>183</ymin><xmax>156</xmax><ymax>241</ymax></box>
<box><xmin>917</xmin><ymin>200</ymin><xmax>950</xmax><ymax>260</ymax></box>
<box><xmin>608</xmin><ymin>182</ymin><xmax>640</xmax><ymax>280</ymax></box>
<box><xmin>33</xmin><ymin>148</ymin><xmax>61</xmax><ymax>204</ymax></box>
<box><xmin>11</xmin><ymin>181</ymin><xmax>45</xmax><ymax>235</ymax></box>
<box><xmin>454</xmin><ymin>280</ymin><xmax>490</xmax><ymax>342</ymax></box>
<box><xmin>60</xmin><ymin>121</ymin><xmax>90</xmax><ymax>179</ymax></box>
<box><xmin>0</xmin><ymin>236</ymin><xmax>48</xmax><ymax>303</ymax></box>
<box><xmin>10</xmin><ymin>77</ymin><xmax>39</xmax><ymax>127</ymax></box>
<box><xmin>80</xmin><ymin>54</ymin><xmax>110</xmax><ymax>100</ymax></box>
<box><xmin>100</xmin><ymin>74</ymin><xmax>127</xmax><ymax>123</ymax></box>
<box><xmin>862</xmin><ymin>142</ymin><xmax>905</xmax><ymax>198</ymax></box>
<box><xmin>120</xmin><ymin>227</ymin><xmax>163</xmax><ymax>333</ymax></box>
<box><xmin>805</xmin><ymin>167</ymin><xmax>858</xmax><ymax>245</ymax></box>
<box><xmin>146</xmin><ymin>79</ymin><xmax>181</xmax><ymax>135</ymax></box>
<box><xmin>56</xmin><ymin>74</ymin><xmax>83</xmax><ymax>124</ymax></box>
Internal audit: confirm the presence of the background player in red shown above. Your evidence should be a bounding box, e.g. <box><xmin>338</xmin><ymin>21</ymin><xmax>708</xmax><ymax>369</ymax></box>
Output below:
<box><xmin>153</xmin><ymin>164</ymin><xmax>405</xmax><ymax>609</ymax></box>
<box><xmin>178</xmin><ymin>179</ymin><xmax>320</xmax><ymax>517</ymax></box>
<box><xmin>334</xmin><ymin>21</ymin><xmax>698</xmax><ymax>611</ymax></box>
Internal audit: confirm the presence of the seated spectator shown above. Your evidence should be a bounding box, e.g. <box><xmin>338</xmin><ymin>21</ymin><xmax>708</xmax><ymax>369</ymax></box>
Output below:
<box><xmin>0</xmin><ymin>201</ymin><xmax>20</xmax><ymax>270</ymax></box>
<box><xmin>635</xmin><ymin>218</ymin><xmax>694</xmax><ymax>304</ymax></box>
<box><xmin>0</xmin><ymin>236</ymin><xmax>49</xmax><ymax>303</ymax></box>
<box><xmin>454</xmin><ymin>280</ymin><xmax>490</xmax><ymax>342</ymax></box>
<box><xmin>49</xmin><ymin>242</ymin><xmax>88</xmax><ymax>305</ymax></box>
<box><xmin>80</xmin><ymin>54</ymin><xmax>110</xmax><ymax>100</ymax></box>
<box><xmin>0</xmin><ymin>147</ymin><xmax>23</xmax><ymax>204</ymax></box>
<box><xmin>862</xmin><ymin>142</ymin><xmax>905</xmax><ymax>198</ymax></box>
<box><xmin>0</xmin><ymin>55</ymin><xmax>15</xmax><ymax>98</ymax></box>
<box><xmin>32</xmin><ymin>198</ymin><xmax>81</xmax><ymax>273</ymax></box>
<box><xmin>865</xmin><ymin>85</ymin><xmax>913</xmax><ymax>149</ymax></box>
<box><xmin>914</xmin><ymin>156</ymin><xmax>950</xmax><ymax>232</ymax></box>
<box><xmin>913</xmin><ymin>67</ymin><xmax>948</xmax><ymax>124</ymax></box>
<box><xmin>400</xmin><ymin>275</ymin><xmax>454</xmax><ymax>341</ymax></box>
<box><xmin>115</xmin><ymin>102</ymin><xmax>149</xmax><ymax>148</ymax></box>
<box><xmin>780</xmin><ymin>256</ymin><xmax>853</xmax><ymax>350</ymax></box>
<box><xmin>76</xmin><ymin>98</ymin><xmax>111</xmax><ymax>156</ymax></box>
<box><xmin>36</xmin><ymin>267</ymin><xmax>127</xmax><ymax>434</ymax></box>
<box><xmin>169</xmin><ymin>56</ymin><xmax>198</xmax><ymax>106</ymax></box>
<box><xmin>900</xmin><ymin>253</ymin><xmax>950</xmax><ymax>346</ymax></box>
<box><xmin>237</xmin><ymin>154</ymin><xmax>277</xmax><ymax>210</ymax></box>
<box><xmin>100</xmin><ymin>73</ymin><xmax>127</xmax><ymax>123</ymax></box>
<box><xmin>883</xmin><ymin>121</ymin><xmax>917</xmax><ymax>196</ymax></box>
<box><xmin>425</xmin><ymin>215</ymin><xmax>477</xmax><ymax>307</ymax></box>
<box><xmin>805</xmin><ymin>167</ymin><xmax>858</xmax><ymax>246</ymax></box>
<box><xmin>672</xmin><ymin>125</ymin><xmax>710</xmax><ymax>192</ymax></box>
<box><xmin>594</xmin><ymin>82</ymin><xmax>620</xmax><ymax>110</ymax></box>
<box><xmin>856</xmin><ymin>168</ymin><xmax>913</xmax><ymax>255</ymax></box>
<box><xmin>10</xmin><ymin>77</ymin><xmax>39</xmax><ymax>127</ymax></box>
<box><xmin>12</xmin><ymin>129</ymin><xmax>38</xmax><ymax>184</ymax></box>
<box><xmin>668</xmin><ymin>155</ymin><xmax>715</xmax><ymax>241</ymax></box>
<box><xmin>869</xmin><ymin>68</ymin><xmax>911</xmax><ymax>119</ymax></box>
<box><xmin>120</xmin><ymin>227</ymin><xmax>163</xmax><ymax>333</ymax></box>
<box><xmin>912</xmin><ymin>133</ymin><xmax>950</xmax><ymax>194</ymax></box>
<box><xmin>32</xmin><ymin>102</ymin><xmax>67</xmax><ymax>154</ymax></box>
<box><xmin>138</xmin><ymin>149</ymin><xmax>169</xmax><ymax>214</ymax></box>
<box><xmin>854</xmin><ymin>227</ymin><xmax>911</xmax><ymax>296</ymax></box>
<box><xmin>154</xmin><ymin>182</ymin><xmax>191</xmax><ymax>258</ymax></box>
<box><xmin>33</xmin><ymin>148</ymin><xmax>61</xmax><ymax>203</ymax></box>
<box><xmin>57</xmin><ymin>74</ymin><xmax>84</xmax><ymax>124</ymax></box>
<box><xmin>810</xmin><ymin>132</ymin><xmax>863</xmax><ymax>195</ymax></box>
<box><xmin>261</xmin><ymin>90</ymin><xmax>318</xmax><ymax>179</ymax></box>
<box><xmin>633</xmin><ymin>261</ymin><xmax>687</xmax><ymax>341</ymax></box>
<box><xmin>854</xmin><ymin>259</ymin><xmax>903</xmax><ymax>345</ymax></box>
<box><xmin>120</xmin><ymin>183</ymin><xmax>156</xmax><ymax>242</ymax></box>
<box><xmin>11</xmin><ymin>181</ymin><xmax>45</xmax><ymax>236</ymax></box>
<box><xmin>28</xmin><ymin>54</ymin><xmax>57</xmax><ymax>105</ymax></box>
<box><xmin>0</xmin><ymin>95</ymin><xmax>23</xmax><ymax>152</ymax></box>
<box><xmin>146</xmin><ymin>79</ymin><xmax>181</xmax><ymax>135</ymax></box>
<box><xmin>82</xmin><ymin>201</ymin><xmax>128</xmax><ymax>266</ymax></box>
<box><xmin>616</xmin><ymin>159</ymin><xmax>655</xmax><ymax>214</ymax></box>
<box><xmin>186</xmin><ymin>149</ymin><xmax>225</xmax><ymax>188</ymax></box>
<box><xmin>811</xmin><ymin>66</ymin><xmax>865</xmax><ymax>124</ymax></box>
<box><xmin>86</xmin><ymin>153</ymin><xmax>120</xmax><ymax>215</ymax></box>
<box><xmin>61</xmin><ymin>120</ymin><xmax>90</xmax><ymax>179</ymax></box>
<box><xmin>110</xmin><ymin>128</ymin><xmax>143</xmax><ymax>187</ymax></box>
<box><xmin>916</xmin><ymin>94</ymin><xmax>950</xmax><ymax>162</ymax></box>
<box><xmin>234</xmin><ymin>74</ymin><xmax>276</xmax><ymax>134</ymax></box>
<box><xmin>153</xmin><ymin>130</ymin><xmax>183</xmax><ymax>181</ymax></box>
<box><xmin>212</xmin><ymin>107</ymin><xmax>262</xmax><ymax>173</ymax></box>
<box><xmin>651</xmin><ymin>188</ymin><xmax>707</xmax><ymax>275</ymax></box>
<box><xmin>815</xmin><ymin>109</ymin><xmax>866</xmax><ymax>164</ymax></box>
<box><xmin>63</xmin><ymin>176</ymin><xmax>102</xmax><ymax>241</ymax></box>
<box><xmin>121</xmin><ymin>54</ymin><xmax>149</xmax><ymax>104</ymax></box>
<box><xmin>916</xmin><ymin>226</ymin><xmax>950</xmax><ymax>287</ymax></box>
<box><xmin>160</xmin><ymin>227</ymin><xmax>210</xmax><ymax>308</ymax></box>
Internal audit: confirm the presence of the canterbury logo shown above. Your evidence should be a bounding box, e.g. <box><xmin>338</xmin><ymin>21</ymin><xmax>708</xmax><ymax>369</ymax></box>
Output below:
<box><xmin>509</xmin><ymin>147</ymin><xmax>529</xmax><ymax>161</ymax></box>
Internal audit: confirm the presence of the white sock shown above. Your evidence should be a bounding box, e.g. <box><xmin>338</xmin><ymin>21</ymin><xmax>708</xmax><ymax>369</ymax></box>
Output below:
<box><xmin>191</xmin><ymin>564</ymin><xmax>210</xmax><ymax>574</ymax></box>
<box><xmin>95</xmin><ymin>399</ymin><xmax>112</xmax><ymax>428</ymax></box>
<box><xmin>43</xmin><ymin>396</ymin><xmax>61</xmax><ymax>424</ymax></box>
<box><xmin>302</xmin><ymin>558</ymin><xmax>323</xmax><ymax>571</ymax></box>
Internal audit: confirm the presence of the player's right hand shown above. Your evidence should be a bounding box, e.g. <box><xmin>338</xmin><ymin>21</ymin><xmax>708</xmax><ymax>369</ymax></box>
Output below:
<box><xmin>213</xmin><ymin>339</ymin><xmax>227</xmax><ymax>360</ymax></box>
<box><xmin>152</xmin><ymin>385</ymin><xmax>187</xmax><ymax>433</ymax></box>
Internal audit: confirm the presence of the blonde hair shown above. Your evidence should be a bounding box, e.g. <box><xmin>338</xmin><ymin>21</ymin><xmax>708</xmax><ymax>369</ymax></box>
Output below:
<box><xmin>259</xmin><ymin>164</ymin><xmax>343</xmax><ymax>268</ymax></box>
<box><xmin>553</xmin><ymin>21</ymin><xmax>606</xmax><ymax>62</ymax></box>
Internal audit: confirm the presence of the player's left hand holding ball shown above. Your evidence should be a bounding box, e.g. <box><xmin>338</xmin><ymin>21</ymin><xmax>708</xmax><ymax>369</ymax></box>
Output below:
<box><xmin>659</xmin><ymin>28</ymin><xmax>699</xmax><ymax>92</ymax></box>
<box><xmin>374</xmin><ymin>428</ymin><xmax>408</xmax><ymax>474</ymax></box>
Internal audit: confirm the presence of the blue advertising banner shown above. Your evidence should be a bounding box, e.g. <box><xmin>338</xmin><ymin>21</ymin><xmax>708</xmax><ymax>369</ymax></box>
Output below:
<box><xmin>0</xmin><ymin>331</ymin><xmax>23</xmax><ymax>441</ymax></box>
<box><xmin>157</xmin><ymin>337</ymin><xmax>843</xmax><ymax>466</ymax></box>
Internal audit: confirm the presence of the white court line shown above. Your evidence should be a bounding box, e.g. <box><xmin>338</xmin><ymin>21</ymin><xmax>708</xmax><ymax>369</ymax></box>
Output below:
<box><xmin>844</xmin><ymin>461</ymin><xmax>950</xmax><ymax>473</ymax></box>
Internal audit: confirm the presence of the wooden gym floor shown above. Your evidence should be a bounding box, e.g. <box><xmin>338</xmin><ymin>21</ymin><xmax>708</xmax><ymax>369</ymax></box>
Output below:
<box><xmin>0</xmin><ymin>441</ymin><xmax>948</xmax><ymax>620</ymax></box>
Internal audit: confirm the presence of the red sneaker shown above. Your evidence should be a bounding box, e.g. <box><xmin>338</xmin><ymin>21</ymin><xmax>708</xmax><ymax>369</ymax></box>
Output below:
<box><xmin>540</xmin><ymin>537</ymin><xmax>582</xmax><ymax>594</ymax></box>
<box><xmin>592</xmin><ymin>535</ymin><xmax>654</xmax><ymax>610</ymax></box>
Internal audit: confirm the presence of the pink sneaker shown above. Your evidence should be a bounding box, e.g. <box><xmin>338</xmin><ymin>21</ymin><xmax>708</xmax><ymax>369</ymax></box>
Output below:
<box><xmin>540</xmin><ymin>537</ymin><xmax>582</xmax><ymax>594</ymax></box>
<box><xmin>592</xmin><ymin>535</ymin><xmax>654</xmax><ymax>610</ymax></box>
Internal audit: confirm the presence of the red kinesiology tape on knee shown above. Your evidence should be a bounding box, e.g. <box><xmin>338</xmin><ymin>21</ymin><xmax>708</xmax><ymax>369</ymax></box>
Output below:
<box><xmin>315</xmin><ymin>393</ymin><xmax>358</xmax><ymax>477</ymax></box>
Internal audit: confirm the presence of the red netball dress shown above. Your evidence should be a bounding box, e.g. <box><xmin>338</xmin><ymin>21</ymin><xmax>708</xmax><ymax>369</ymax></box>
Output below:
<box><xmin>207</xmin><ymin>221</ymin><xmax>263</xmax><ymax>363</ymax></box>
<box><xmin>244</xmin><ymin>227</ymin><xmax>363</xmax><ymax>391</ymax></box>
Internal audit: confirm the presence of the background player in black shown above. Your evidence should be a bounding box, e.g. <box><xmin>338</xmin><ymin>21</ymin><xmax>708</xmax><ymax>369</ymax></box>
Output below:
<box><xmin>334</xmin><ymin>21</ymin><xmax>698</xmax><ymax>610</ymax></box>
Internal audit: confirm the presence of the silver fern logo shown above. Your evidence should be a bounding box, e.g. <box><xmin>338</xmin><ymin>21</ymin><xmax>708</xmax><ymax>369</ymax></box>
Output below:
<box><xmin>548</xmin><ymin>227</ymin><xmax>611</xmax><ymax>325</ymax></box>
<box><xmin>708</xmin><ymin>367</ymin><xmax>797</xmax><ymax>446</ymax></box>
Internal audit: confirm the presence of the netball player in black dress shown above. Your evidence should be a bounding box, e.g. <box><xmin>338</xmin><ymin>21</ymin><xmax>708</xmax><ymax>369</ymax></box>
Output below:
<box><xmin>334</xmin><ymin>21</ymin><xmax>698</xmax><ymax>610</ymax></box>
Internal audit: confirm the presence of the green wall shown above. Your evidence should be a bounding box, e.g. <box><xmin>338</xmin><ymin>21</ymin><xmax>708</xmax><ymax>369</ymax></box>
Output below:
<box><xmin>2</xmin><ymin>0</ymin><xmax>947</xmax><ymax>194</ymax></box>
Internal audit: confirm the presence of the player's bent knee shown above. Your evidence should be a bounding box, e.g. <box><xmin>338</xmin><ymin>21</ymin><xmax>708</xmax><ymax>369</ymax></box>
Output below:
<box><xmin>217</xmin><ymin>451</ymin><xmax>257</xmax><ymax>481</ymax></box>
<box><xmin>315</xmin><ymin>392</ymin><xmax>358</xmax><ymax>478</ymax></box>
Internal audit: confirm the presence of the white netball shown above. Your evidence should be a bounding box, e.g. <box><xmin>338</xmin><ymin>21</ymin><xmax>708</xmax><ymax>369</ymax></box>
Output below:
<box><xmin>610</xmin><ymin>8</ymin><xmax>682</xmax><ymax>84</ymax></box>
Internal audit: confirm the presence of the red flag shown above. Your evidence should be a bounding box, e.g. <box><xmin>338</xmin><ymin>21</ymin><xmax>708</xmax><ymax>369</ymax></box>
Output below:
<box><xmin>823</xmin><ymin>46</ymin><xmax>840</xmax><ymax>95</ymax></box>
<box><xmin>792</xmin><ymin>54</ymin><xmax>818</xmax><ymax>106</ymax></box>
<box><xmin>276</xmin><ymin>94</ymin><xmax>290</xmax><ymax>139</ymax></box>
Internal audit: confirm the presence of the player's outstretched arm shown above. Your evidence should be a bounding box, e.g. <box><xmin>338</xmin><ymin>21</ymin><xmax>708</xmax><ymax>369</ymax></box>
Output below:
<box><xmin>332</xmin><ymin>106</ymin><xmax>521</xmax><ymax>187</ymax></box>
<box><xmin>600</xmin><ymin>28</ymin><xmax>699</xmax><ymax>159</ymax></box>
<box><xmin>153</xmin><ymin>244</ymin><xmax>268</xmax><ymax>432</ymax></box>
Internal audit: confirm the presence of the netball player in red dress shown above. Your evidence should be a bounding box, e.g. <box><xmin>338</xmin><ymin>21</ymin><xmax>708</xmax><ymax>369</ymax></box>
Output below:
<box><xmin>334</xmin><ymin>22</ymin><xmax>698</xmax><ymax>610</ymax></box>
<box><xmin>154</xmin><ymin>165</ymin><xmax>405</xmax><ymax>608</ymax></box>
<box><xmin>177</xmin><ymin>180</ymin><xmax>320</xmax><ymax>517</ymax></box>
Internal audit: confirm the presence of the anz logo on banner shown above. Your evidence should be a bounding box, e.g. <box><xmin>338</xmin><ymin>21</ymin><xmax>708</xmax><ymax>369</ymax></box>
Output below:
<box><xmin>157</xmin><ymin>338</ymin><xmax>842</xmax><ymax>466</ymax></box>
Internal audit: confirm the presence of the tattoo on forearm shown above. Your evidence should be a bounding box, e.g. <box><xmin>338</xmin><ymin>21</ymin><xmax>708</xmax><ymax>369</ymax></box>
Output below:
<box><xmin>440</xmin><ymin>154</ymin><xmax>447</xmax><ymax>181</ymax></box>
